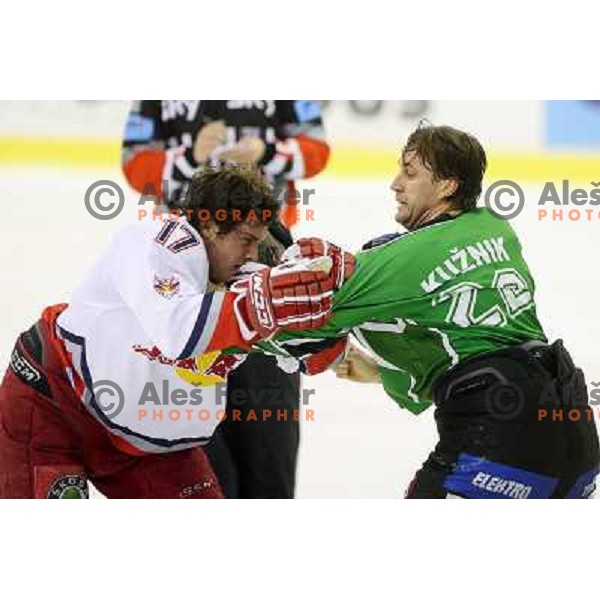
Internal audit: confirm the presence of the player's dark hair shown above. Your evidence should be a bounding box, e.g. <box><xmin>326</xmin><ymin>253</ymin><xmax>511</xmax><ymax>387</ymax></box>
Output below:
<box><xmin>184</xmin><ymin>164</ymin><xmax>278</xmax><ymax>233</ymax></box>
<box><xmin>403</xmin><ymin>123</ymin><xmax>487</xmax><ymax>211</ymax></box>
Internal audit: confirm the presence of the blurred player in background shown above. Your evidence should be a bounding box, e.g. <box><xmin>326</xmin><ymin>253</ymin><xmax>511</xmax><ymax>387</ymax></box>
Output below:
<box><xmin>0</xmin><ymin>165</ymin><xmax>340</xmax><ymax>499</ymax></box>
<box><xmin>268</xmin><ymin>124</ymin><xmax>600</xmax><ymax>499</ymax></box>
<box><xmin>121</xmin><ymin>100</ymin><xmax>330</xmax><ymax>498</ymax></box>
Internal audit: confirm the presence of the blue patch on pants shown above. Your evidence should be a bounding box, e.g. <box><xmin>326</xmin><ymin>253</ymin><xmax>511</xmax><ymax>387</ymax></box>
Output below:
<box><xmin>444</xmin><ymin>453</ymin><xmax>559</xmax><ymax>499</ymax></box>
<box><xmin>565</xmin><ymin>467</ymin><xmax>599</xmax><ymax>499</ymax></box>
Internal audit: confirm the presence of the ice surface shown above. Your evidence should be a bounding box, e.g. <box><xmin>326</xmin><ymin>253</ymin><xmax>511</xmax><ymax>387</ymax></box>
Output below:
<box><xmin>1</xmin><ymin>167</ymin><xmax>598</xmax><ymax>498</ymax></box>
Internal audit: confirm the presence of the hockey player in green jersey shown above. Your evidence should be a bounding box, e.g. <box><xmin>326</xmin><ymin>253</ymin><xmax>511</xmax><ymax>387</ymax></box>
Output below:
<box><xmin>266</xmin><ymin>124</ymin><xmax>600</xmax><ymax>499</ymax></box>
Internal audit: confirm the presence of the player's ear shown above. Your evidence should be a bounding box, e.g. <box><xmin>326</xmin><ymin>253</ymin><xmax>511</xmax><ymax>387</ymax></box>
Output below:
<box><xmin>199</xmin><ymin>220</ymin><xmax>220</xmax><ymax>242</ymax></box>
<box><xmin>438</xmin><ymin>177</ymin><xmax>458</xmax><ymax>200</ymax></box>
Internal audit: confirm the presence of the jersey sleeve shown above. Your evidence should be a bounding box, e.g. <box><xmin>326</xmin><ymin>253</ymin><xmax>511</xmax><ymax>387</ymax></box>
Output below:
<box><xmin>105</xmin><ymin>220</ymin><xmax>252</xmax><ymax>359</ymax></box>
<box><xmin>260</xmin><ymin>100</ymin><xmax>330</xmax><ymax>180</ymax></box>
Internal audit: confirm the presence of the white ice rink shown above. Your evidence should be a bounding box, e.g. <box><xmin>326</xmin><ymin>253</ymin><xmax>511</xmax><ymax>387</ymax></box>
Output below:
<box><xmin>2</xmin><ymin>166</ymin><xmax>599</xmax><ymax>498</ymax></box>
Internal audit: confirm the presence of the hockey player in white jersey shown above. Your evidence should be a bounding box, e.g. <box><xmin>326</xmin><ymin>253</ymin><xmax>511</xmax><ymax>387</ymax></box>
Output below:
<box><xmin>0</xmin><ymin>165</ymin><xmax>347</xmax><ymax>498</ymax></box>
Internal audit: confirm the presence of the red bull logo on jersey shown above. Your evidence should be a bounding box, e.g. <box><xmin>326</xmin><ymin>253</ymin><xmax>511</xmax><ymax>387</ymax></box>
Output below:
<box><xmin>132</xmin><ymin>344</ymin><xmax>245</xmax><ymax>387</ymax></box>
<box><xmin>153</xmin><ymin>275</ymin><xmax>181</xmax><ymax>299</ymax></box>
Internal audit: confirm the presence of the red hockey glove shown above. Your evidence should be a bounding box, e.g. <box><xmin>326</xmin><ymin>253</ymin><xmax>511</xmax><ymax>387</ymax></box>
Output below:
<box><xmin>231</xmin><ymin>257</ymin><xmax>335</xmax><ymax>343</ymax></box>
<box><xmin>281</xmin><ymin>238</ymin><xmax>356</xmax><ymax>290</ymax></box>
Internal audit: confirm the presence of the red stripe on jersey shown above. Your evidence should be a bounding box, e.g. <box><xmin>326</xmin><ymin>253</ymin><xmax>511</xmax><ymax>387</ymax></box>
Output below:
<box><xmin>123</xmin><ymin>149</ymin><xmax>166</xmax><ymax>200</ymax></box>
<box><xmin>282</xmin><ymin>182</ymin><xmax>299</xmax><ymax>228</ymax></box>
<box><xmin>204</xmin><ymin>292</ymin><xmax>254</xmax><ymax>353</ymax></box>
<box><xmin>296</xmin><ymin>135</ymin><xmax>330</xmax><ymax>178</ymax></box>
<box><xmin>302</xmin><ymin>338</ymin><xmax>347</xmax><ymax>375</ymax></box>
<box><xmin>42</xmin><ymin>306</ymin><xmax>87</xmax><ymax>400</ymax></box>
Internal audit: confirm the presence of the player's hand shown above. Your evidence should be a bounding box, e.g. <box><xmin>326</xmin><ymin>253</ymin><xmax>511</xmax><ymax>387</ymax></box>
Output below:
<box><xmin>281</xmin><ymin>238</ymin><xmax>356</xmax><ymax>290</ymax></box>
<box><xmin>216</xmin><ymin>136</ymin><xmax>266</xmax><ymax>164</ymax></box>
<box><xmin>335</xmin><ymin>345</ymin><xmax>381</xmax><ymax>383</ymax></box>
<box><xmin>231</xmin><ymin>256</ymin><xmax>335</xmax><ymax>343</ymax></box>
<box><xmin>193</xmin><ymin>121</ymin><xmax>227</xmax><ymax>164</ymax></box>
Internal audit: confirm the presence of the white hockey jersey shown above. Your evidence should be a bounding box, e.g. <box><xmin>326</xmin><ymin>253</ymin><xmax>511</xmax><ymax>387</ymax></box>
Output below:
<box><xmin>56</xmin><ymin>216</ymin><xmax>247</xmax><ymax>453</ymax></box>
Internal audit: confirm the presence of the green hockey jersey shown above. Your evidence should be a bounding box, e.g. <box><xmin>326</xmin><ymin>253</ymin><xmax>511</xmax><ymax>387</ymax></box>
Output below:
<box><xmin>263</xmin><ymin>209</ymin><xmax>547</xmax><ymax>415</ymax></box>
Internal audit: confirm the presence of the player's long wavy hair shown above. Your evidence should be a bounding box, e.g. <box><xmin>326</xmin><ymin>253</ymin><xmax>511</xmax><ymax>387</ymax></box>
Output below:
<box><xmin>184</xmin><ymin>164</ymin><xmax>278</xmax><ymax>233</ymax></box>
<box><xmin>403</xmin><ymin>123</ymin><xmax>487</xmax><ymax>211</ymax></box>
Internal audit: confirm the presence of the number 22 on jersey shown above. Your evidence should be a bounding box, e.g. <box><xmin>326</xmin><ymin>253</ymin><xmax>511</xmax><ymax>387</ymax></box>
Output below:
<box><xmin>434</xmin><ymin>268</ymin><xmax>534</xmax><ymax>328</ymax></box>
